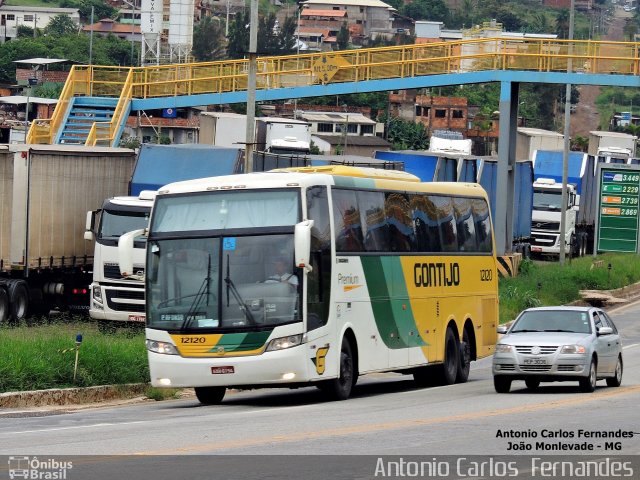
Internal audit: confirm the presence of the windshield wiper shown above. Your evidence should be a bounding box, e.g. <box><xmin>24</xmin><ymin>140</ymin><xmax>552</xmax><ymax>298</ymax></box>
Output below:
<box><xmin>511</xmin><ymin>329</ymin><xmax>540</xmax><ymax>333</ymax></box>
<box><xmin>224</xmin><ymin>254</ymin><xmax>256</xmax><ymax>325</ymax></box>
<box><xmin>181</xmin><ymin>253</ymin><xmax>213</xmax><ymax>331</ymax></box>
<box><xmin>543</xmin><ymin>329</ymin><xmax>575</xmax><ymax>332</ymax></box>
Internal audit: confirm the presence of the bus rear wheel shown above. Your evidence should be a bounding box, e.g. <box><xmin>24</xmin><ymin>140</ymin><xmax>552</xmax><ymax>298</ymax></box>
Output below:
<box><xmin>195</xmin><ymin>386</ymin><xmax>226</xmax><ymax>405</ymax></box>
<box><xmin>456</xmin><ymin>329</ymin><xmax>471</xmax><ymax>383</ymax></box>
<box><xmin>438</xmin><ymin>327</ymin><xmax>459</xmax><ymax>385</ymax></box>
<box><xmin>324</xmin><ymin>337</ymin><xmax>355</xmax><ymax>401</ymax></box>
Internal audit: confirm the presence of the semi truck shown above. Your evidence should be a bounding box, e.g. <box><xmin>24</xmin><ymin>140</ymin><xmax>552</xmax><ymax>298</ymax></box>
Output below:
<box><xmin>86</xmin><ymin>144</ymin><xmax>244</xmax><ymax>328</ymax></box>
<box><xmin>199</xmin><ymin>113</ymin><xmax>312</xmax><ymax>155</ymax></box>
<box><xmin>588</xmin><ymin>131</ymin><xmax>637</xmax><ymax>162</ymax></box>
<box><xmin>0</xmin><ymin>145</ymin><xmax>136</xmax><ymax>323</ymax></box>
<box><xmin>530</xmin><ymin>150</ymin><xmax>598</xmax><ymax>256</ymax></box>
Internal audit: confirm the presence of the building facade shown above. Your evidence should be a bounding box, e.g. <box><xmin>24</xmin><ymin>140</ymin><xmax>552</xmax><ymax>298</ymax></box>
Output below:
<box><xmin>0</xmin><ymin>6</ymin><xmax>80</xmax><ymax>41</ymax></box>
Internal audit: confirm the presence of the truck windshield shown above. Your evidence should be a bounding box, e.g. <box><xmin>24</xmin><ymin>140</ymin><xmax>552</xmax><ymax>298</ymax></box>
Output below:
<box><xmin>146</xmin><ymin>234</ymin><xmax>301</xmax><ymax>331</ymax></box>
<box><xmin>99</xmin><ymin>209</ymin><xmax>150</xmax><ymax>242</ymax></box>
<box><xmin>533</xmin><ymin>189</ymin><xmax>563</xmax><ymax>211</ymax></box>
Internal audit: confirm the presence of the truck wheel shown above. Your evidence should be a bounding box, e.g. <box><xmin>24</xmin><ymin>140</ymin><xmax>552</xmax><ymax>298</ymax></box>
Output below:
<box><xmin>0</xmin><ymin>288</ymin><xmax>9</xmax><ymax>323</ymax></box>
<box><xmin>8</xmin><ymin>281</ymin><xmax>29</xmax><ymax>324</ymax></box>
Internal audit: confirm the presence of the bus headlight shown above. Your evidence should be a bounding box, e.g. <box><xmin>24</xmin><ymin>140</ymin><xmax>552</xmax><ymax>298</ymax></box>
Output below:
<box><xmin>266</xmin><ymin>334</ymin><xmax>303</xmax><ymax>352</ymax></box>
<box><xmin>146</xmin><ymin>339</ymin><xmax>179</xmax><ymax>355</ymax></box>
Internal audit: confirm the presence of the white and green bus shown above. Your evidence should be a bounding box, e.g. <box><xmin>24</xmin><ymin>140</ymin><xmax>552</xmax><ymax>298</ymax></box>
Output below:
<box><xmin>121</xmin><ymin>166</ymin><xmax>498</xmax><ymax>404</ymax></box>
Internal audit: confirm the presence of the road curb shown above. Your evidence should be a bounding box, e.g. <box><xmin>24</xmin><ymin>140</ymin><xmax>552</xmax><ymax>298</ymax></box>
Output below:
<box><xmin>0</xmin><ymin>383</ymin><xmax>149</xmax><ymax>409</ymax></box>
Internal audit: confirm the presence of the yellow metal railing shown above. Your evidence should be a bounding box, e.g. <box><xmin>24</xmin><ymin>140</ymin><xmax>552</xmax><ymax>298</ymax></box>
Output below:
<box><xmin>34</xmin><ymin>38</ymin><xmax>640</xmax><ymax>145</ymax></box>
<box><xmin>85</xmin><ymin>69</ymin><xmax>134</xmax><ymax>146</ymax></box>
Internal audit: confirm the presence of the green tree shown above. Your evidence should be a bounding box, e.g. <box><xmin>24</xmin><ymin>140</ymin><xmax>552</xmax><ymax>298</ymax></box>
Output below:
<box><xmin>382</xmin><ymin>115</ymin><xmax>429</xmax><ymax>150</ymax></box>
<box><xmin>337</xmin><ymin>22</ymin><xmax>350</xmax><ymax>50</ymax></box>
<box><xmin>401</xmin><ymin>0</ymin><xmax>449</xmax><ymax>23</ymax></box>
<box><xmin>555</xmin><ymin>8</ymin><xmax>570</xmax><ymax>39</ymax></box>
<box><xmin>17</xmin><ymin>25</ymin><xmax>35</xmax><ymax>38</ymax></box>
<box><xmin>45</xmin><ymin>14</ymin><xmax>79</xmax><ymax>37</ymax></box>
<box><xmin>227</xmin><ymin>11</ymin><xmax>250</xmax><ymax>59</ymax></box>
<box><xmin>192</xmin><ymin>16</ymin><xmax>226</xmax><ymax>62</ymax></box>
<box><xmin>60</xmin><ymin>0</ymin><xmax>117</xmax><ymax>23</ymax></box>
<box><xmin>277</xmin><ymin>16</ymin><xmax>297</xmax><ymax>54</ymax></box>
<box><xmin>258</xmin><ymin>12</ymin><xmax>279</xmax><ymax>55</ymax></box>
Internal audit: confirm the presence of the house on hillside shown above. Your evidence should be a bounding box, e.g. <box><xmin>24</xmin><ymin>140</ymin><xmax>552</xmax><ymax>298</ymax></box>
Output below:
<box><xmin>0</xmin><ymin>5</ymin><xmax>80</xmax><ymax>41</ymax></box>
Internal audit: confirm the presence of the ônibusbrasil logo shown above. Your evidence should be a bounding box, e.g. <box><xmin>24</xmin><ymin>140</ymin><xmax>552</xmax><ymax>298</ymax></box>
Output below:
<box><xmin>8</xmin><ymin>456</ymin><xmax>72</xmax><ymax>479</ymax></box>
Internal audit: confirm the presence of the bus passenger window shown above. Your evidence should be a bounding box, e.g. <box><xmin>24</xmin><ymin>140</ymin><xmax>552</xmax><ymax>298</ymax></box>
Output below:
<box><xmin>454</xmin><ymin>197</ymin><xmax>477</xmax><ymax>252</ymax></box>
<box><xmin>384</xmin><ymin>192</ymin><xmax>414</xmax><ymax>252</ymax></box>
<box><xmin>410</xmin><ymin>194</ymin><xmax>441</xmax><ymax>253</ymax></box>
<box><xmin>472</xmin><ymin>199</ymin><xmax>493</xmax><ymax>253</ymax></box>
<box><xmin>333</xmin><ymin>189</ymin><xmax>364</xmax><ymax>252</ymax></box>
<box><xmin>358</xmin><ymin>191</ymin><xmax>389</xmax><ymax>252</ymax></box>
<box><xmin>432</xmin><ymin>195</ymin><xmax>458</xmax><ymax>252</ymax></box>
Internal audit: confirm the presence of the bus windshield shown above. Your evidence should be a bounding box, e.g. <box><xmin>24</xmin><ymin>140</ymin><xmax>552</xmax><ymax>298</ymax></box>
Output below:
<box><xmin>146</xmin><ymin>235</ymin><xmax>301</xmax><ymax>331</ymax></box>
<box><xmin>146</xmin><ymin>189</ymin><xmax>301</xmax><ymax>332</ymax></box>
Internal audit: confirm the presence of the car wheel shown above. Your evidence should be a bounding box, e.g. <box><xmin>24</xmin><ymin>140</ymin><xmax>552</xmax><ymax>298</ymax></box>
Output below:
<box><xmin>494</xmin><ymin>376</ymin><xmax>511</xmax><ymax>393</ymax></box>
<box><xmin>455</xmin><ymin>329</ymin><xmax>471</xmax><ymax>384</ymax></box>
<box><xmin>525</xmin><ymin>379</ymin><xmax>540</xmax><ymax>390</ymax></box>
<box><xmin>438</xmin><ymin>327</ymin><xmax>459</xmax><ymax>385</ymax></box>
<box><xmin>606</xmin><ymin>356</ymin><xmax>623</xmax><ymax>387</ymax></box>
<box><xmin>195</xmin><ymin>386</ymin><xmax>226</xmax><ymax>405</ymax></box>
<box><xmin>324</xmin><ymin>337</ymin><xmax>355</xmax><ymax>400</ymax></box>
<box><xmin>579</xmin><ymin>359</ymin><xmax>597</xmax><ymax>392</ymax></box>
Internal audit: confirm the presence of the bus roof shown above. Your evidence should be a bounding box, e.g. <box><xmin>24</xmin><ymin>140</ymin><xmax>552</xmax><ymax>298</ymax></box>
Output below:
<box><xmin>274</xmin><ymin>165</ymin><xmax>421</xmax><ymax>182</ymax></box>
<box><xmin>157</xmin><ymin>169</ymin><xmax>488</xmax><ymax>199</ymax></box>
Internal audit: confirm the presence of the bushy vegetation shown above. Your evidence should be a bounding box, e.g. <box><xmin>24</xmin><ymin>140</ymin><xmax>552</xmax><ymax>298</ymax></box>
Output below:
<box><xmin>499</xmin><ymin>253</ymin><xmax>640</xmax><ymax>324</ymax></box>
<box><xmin>0</xmin><ymin>318</ymin><xmax>148</xmax><ymax>393</ymax></box>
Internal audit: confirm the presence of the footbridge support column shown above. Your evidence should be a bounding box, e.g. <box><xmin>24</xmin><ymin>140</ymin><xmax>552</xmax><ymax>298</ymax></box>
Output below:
<box><xmin>495</xmin><ymin>80</ymin><xmax>519</xmax><ymax>256</ymax></box>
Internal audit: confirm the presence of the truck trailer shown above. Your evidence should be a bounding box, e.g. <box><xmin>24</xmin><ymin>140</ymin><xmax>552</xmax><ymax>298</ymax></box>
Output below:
<box><xmin>0</xmin><ymin>145</ymin><xmax>136</xmax><ymax>322</ymax></box>
<box><xmin>530</xmin><ymin>150</ymin><xmax>598</xmax><ymax>256</ymax></box>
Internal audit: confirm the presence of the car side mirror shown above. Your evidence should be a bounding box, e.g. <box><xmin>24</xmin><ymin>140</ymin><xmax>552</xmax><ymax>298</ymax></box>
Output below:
<box><xmin>597</xmin><ymin>326</ymin><xmax>613</xmax><ymax>336</ymax></box>
<box><xmin>497</xmin><ymin>325</ymin><xmax>508</xmax><ymax>334</ymax></box>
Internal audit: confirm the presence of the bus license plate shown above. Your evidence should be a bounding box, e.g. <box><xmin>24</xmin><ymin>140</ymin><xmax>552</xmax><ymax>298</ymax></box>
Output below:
<box><xmin>531</xmin><ymin>247</ymin><xmax>542</xmax><ymax>252</ymax></box>
<box><xmin>128</xmin><ymin>314</ymin><xmax>145</xmax><ymax>322</ymax></box>
<box><xmin>211</xmin><ymin>366</ymin><xmax>235</xmax><ymax>374</ymax></box>
<box><xmin>523</xmin><ymin>358</ymin><xmax>546</xmax><ymax>365</ymax></box>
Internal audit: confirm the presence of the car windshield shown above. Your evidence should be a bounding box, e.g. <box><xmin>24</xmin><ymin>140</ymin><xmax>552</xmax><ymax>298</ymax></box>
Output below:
<box><xmin>510</xmin><ymin>310</ymin><xmax>592</xmax><ymax>334</ymax></box>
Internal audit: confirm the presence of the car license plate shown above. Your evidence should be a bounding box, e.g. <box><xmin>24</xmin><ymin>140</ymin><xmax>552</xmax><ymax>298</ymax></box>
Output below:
<box><xmin>211</xmin><ymin>366</ymin><xmax>234</xmax><ymax>374</ymax></box>
<box><xmin>531</xmin><ymin>247</ymin><xmax>542</xmax><ymax>252</ymax></box>
<box><xmin>128</xmin><ymin>314</ymin><xmax>145</xmax><ymax>322</ymax></box>
<box><xmin>523</xmin><ymin>358</ymin><xmax>547</xmax><ymax>365</ymax></box>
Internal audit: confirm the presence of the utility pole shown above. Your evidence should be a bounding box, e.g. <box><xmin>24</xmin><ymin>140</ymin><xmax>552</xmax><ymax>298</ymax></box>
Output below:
<box><xmin>244</xmin><ymin>0</ymin><xmax>258</xmax><ymax>173</ymax></box>
<box><xmin>559</xmin><ymin>0</ymin><xmax>575</xmax><ymax>265</ymax></box>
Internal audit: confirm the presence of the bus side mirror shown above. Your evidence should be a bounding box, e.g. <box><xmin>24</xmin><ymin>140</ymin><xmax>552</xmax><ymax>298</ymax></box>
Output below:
<box><xmin>295</xmin><ymin>220</ymin><xmax>314</xmax><ymax>273</ymax></box>
<box><xmin>118</xmin><ymin>228</ymin><xmax>147</xmax><ymax>277</ymax></box>
<box><xmin>84</xmin><ymin>210</ymin><xmax>95</xmax><ymax>241</ymax></box>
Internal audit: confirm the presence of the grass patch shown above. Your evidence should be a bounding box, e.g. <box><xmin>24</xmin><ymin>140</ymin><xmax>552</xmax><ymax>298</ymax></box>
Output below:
<box><xmin>499</xmin><ymin>253</ymin><xmax>640</xmax><ymax>324</ymax></box>
<box><xmin>146</xmin><ymin>387</ymin><xmax>182</xmax><ymax>401</ymax></box>
<box><xmin>0</xmin><ymin>317</ymin><xmax>148</xmax><ymax>393</ymax></box>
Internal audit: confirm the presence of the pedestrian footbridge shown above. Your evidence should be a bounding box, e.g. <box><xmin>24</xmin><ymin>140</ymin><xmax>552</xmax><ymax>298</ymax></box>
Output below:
<box><xmin>25</xmin><ymin>37</ymin><xmax>640</xmax><ymax>255</ymax></box>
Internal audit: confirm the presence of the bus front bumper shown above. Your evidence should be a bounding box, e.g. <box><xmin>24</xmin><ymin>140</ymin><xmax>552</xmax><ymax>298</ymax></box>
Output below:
<box><xmin>148</xmin><ymin>346</ymin><xmax>313</xmax><ymax>388</ymax></box>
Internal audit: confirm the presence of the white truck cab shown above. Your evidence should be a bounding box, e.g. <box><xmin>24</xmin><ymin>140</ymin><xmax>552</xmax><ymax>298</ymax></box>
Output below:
<box><xmin>85</xmin><ymin>191</ymin><xmax>156</xmax><ymax>327</ymax></box>
<box><xmin>530</xmin><ymin>178</ymin><xmax>577</xmax><ymax>255</ymax></box>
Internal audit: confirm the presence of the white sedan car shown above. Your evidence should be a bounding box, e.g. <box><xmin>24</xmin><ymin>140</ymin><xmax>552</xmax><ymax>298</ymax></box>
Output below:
<box><xmin>493</xmin><ymin>306</ymin><xmax>623</xmax><ymax>393</ymax></box>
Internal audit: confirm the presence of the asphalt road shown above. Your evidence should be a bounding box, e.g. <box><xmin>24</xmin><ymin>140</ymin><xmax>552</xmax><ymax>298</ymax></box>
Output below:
<box><xmin>1</xmin><ymin>302</ymin><xmax>639</xmax><ymax>461</ymax></box>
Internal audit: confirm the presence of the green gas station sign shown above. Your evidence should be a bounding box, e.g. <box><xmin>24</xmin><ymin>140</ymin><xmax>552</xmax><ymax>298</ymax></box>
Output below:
<box><xmin>596</xmin><ymin>165</ymin><xmax>640</xmax><ymax>253</ymax></box>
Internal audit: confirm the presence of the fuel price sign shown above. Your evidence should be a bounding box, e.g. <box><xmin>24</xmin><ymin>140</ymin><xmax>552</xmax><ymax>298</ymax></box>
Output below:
<box><xmin>596</xmin><ymin>165</ymin><xmax>640</xmax><ymax>253</ymax></box>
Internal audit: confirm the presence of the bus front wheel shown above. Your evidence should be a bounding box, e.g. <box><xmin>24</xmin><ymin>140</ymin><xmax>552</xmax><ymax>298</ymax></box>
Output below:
<box><xmin>439</xmin><ymin>328</ymin><xmax>459</xmax><ymax>385</ymax></box>
<box><xmin>324</xmin><ymin>337</ymin><xmax>355</xmax><ymax>401</ymax></box>
<box><xmin>195</xmin><ymin>386</ymin><xmax>226</xmax><ymax>405</ymax></box>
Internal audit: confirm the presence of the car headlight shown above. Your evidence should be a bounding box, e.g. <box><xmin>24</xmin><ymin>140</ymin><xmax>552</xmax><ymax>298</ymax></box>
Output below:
<box><xmin>266</xmin><ymin>334</ymin><xmax>303</xmax><ymax>352</ymax></box>
<box><xmin>146</xmin><ymin>339</ymin><xmax>179</xmax><ymax>355</ymax></box>
<box><xmin>495</xmin><ymin>344</ymin><xmax>513</xmax><ymax>353</ymax></box>
<box><xmin>560</xmin><ymin>344</ymin><xmax>586</xmax><ymax>354</ymax></box>
<box><xmin>92</xmin><ymin>286</ymin><xmax>103</xmax><ymax>303</ymax></box>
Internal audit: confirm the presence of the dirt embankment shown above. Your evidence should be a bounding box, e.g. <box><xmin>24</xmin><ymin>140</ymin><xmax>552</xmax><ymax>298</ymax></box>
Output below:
<box><xmin>570</xmin><ymin>7</ymin><xmax>631</xmax><ymax>137</ymax></box>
